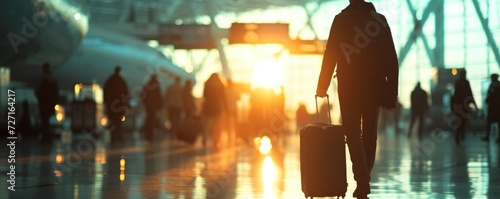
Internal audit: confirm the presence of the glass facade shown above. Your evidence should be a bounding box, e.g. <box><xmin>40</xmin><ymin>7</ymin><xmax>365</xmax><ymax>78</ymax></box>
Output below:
<box><xmin>171</xmin><ymin>0</ymin><xmax>500</xmax><ymax>117</ymax></box>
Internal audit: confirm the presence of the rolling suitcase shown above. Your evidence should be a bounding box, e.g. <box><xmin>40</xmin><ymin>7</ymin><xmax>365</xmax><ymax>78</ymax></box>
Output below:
<box><xmin>177</xmin><ymin>116</ymin><xmax>202</xmax><ymax>144</ymax></box>
<box><xmin>71</xmin><ymin>99</ymin><xmax>97</xmax><ymax>133</ymax></box>
<box><xmin>300</xmin><ymin>95</ymin><xmax>347</xmax><ymax>198</ymax></box>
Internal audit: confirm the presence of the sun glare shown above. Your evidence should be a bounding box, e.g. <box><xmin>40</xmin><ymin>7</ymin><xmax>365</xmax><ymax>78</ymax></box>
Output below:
<box><xmin>252</xmin><ymin>59</ymin><xmax>284</xmax><ymax>90</ymax></box>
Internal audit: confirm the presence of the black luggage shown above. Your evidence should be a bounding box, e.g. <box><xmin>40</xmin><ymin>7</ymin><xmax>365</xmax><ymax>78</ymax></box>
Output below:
<box><xmin>71</xmin><ymin>99</ymin><xmax>97</xmax><ymax>133</ymax></box>
<box><xmin>177</xmin><ymin>116</ymin><xmax>202</xmax><ymax>144</ymax></box>
<box><xmin>300</xmin><ymin>95</ymin><xmax>347</xmax><ymax>198</ymax></box>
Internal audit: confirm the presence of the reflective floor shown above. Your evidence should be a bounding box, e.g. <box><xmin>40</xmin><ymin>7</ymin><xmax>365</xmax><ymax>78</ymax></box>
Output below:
<box><xmin>2</xmin><ymin>126</ymin><xmax>500</xmax><ymax>199</ymax></box>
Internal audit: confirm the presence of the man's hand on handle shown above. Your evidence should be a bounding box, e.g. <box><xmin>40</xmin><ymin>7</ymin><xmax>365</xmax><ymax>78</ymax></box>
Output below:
<box><xmin>316</xmin><ymin>88</ymin><xmax>328</xmax><ymax>98</ymax></box>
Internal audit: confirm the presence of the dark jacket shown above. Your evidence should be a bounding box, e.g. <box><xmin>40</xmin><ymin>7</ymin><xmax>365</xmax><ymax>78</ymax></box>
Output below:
<box><xmin>141</xmin><ymin>77</ymin><xmax>163</xmax><ymax>113</ymax></box>
<box><xmin>35</xmin><ymin>73</ymin><xmax>59</xmax><ymax>116</ymax></box>
<box><xmin>182</xmin><ymin>84</ymin><xmax>196</xmax><ymax>116</ymax></box>
<box><xmin>317</xmin><ymin>1</ymin><xmax>399</xmax><ymax>108</ymax></box>
<box><xmin>202</xmin><ymin>74</ymin><xmax>226</xmax><ymax>117</ymax></box>
<box><xmin>452</xmin><ymin>78</ymin><xmax>475</xmax><ymax>114</ymax></box>
<box><xmin>486</xmin><ymin>80</ymin><xmax>500</xmax><ymax>117</ymax></box>
<box><xmin>411</xmin><ymin>87</ymin><xmax>428</xmax><ymax>114</ymax></box>
<box><xmin>103</xmin><ymin>73</ymin><xmax>130</xmax><ymax>120</ymax></box>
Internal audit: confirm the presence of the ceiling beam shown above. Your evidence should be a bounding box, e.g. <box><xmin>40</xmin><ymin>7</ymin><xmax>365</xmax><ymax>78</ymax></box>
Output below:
<box><xmin>471</xmin><ymin>0</ymin><xmax>500</xmax><ymax>71</ymax></box>
<box><xmin>405</xmin><ymin>0</ymin><xmax>435</xmax><ymax>67</ymax></box>
<box><xmin>398</xmin><ymin>0</ymin><xmax>440</xmax><ymax>67</ymax></box>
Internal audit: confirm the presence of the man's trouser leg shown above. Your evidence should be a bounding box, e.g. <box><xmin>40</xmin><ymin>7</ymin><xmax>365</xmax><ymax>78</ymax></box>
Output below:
<box><xmin>339</xmin><ymin>93</ymin><xmax>370</xmax><ymax>184</ymax></box>
<box><xmin>362</xmin><ymin>104</ymin><xmax>379</xmax><ymax>174</ymax></box>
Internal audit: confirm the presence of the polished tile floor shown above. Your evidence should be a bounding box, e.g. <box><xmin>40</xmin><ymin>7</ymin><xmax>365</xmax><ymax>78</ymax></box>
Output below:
<box><xmin>2</xmin><ymin>126</ymin><xmax>500</xmax><ymax>199</ymax></box>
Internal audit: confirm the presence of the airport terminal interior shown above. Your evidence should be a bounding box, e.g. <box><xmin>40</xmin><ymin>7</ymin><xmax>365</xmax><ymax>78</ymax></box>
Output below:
<box><xmin>1</xmin><ymin>0</ymin><xmax>500</xmax><ymax>198</ymax></box>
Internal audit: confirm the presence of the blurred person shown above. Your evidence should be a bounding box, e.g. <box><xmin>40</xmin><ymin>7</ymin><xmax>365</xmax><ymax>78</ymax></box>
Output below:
<box><xmin>451</xmin><ymin>70</ymin><xmax>478</xmax><ymax>145</ymax></box>
<box><xmin>482</xmin><ymin>74</ymin><xmax>500</xmax><ymax>142</ymax></box>
<box><xmin>316</xmin><ymin>0</ymin><xmax>399</xmax><ymax>197</ymax></box>
<box><xmin>391</xmin><ymin>100</ymin><xmax>402</xmax><ymax>134</ymax></box>
<box><xmin>295</xmin><ymin>103</ymin><xmax>311</xmax><ymax>132</ymax></box>
<box><xmin>35</xmin><ymin>62</ymin><xmax>59</xmax><ymax>144</ymax></box>
<box><xmin>141</xmin><ymin>74</ymin><xmax>163</xmax><ymax>143</ymax></box>
<box><xmin>103</xmin><ymin>66</ymin><xmax>130</xmax><ymax>144</ymax></box>
<box><xmin>165</xmin><ymin>76</ymin><xmax>184</xmax><ymax>139</ymax></box>
<box><xmin>226</xmin><ymin>79</ymin><xmax>240</xmax><ymax>139</ymax></box>
<box><xmin>201</xmin><ymin>73</ymin><xmax>227</xmax><ymax>146</ymax></box>
<box><xmin>275</xmin><ymin>86</ymin><xmax>287</xmax><ymax>136</ymax></box>
<box><xmin>408</xmin><ymin>82</ymin><xmax>428</xmax><ymax>139</ymax></box>
<box><xmin>18</xmin><ymin>100</ymin><xmax>34</xmax><ymax>137</ymax></box>
<box><xmin>182</xmin><ymin>79</ymin><xmax>197</xmax><ymax>118</ymax></box>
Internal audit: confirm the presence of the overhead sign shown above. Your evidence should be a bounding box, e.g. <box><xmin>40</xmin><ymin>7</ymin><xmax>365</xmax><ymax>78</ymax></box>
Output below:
<box><xmin>228</xmin><ymin>23</ymin><xmax>289</xmax><ymax>44</ymax></box>
<box><xmin>159</xmin><ymin>24</ymin><xmax>215</xmax><ymax>49</ymax></box>
<box><xmin>288</xmin><ymin>39</ymin><xmax>326</xmax><ymax>54</ymax></box>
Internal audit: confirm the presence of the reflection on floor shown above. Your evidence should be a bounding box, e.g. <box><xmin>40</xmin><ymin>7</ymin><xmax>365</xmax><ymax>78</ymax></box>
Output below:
<box><xmin>1</xmin><ymin>127</ymin><xmax>500</xmax><ymax>199</ymax></box>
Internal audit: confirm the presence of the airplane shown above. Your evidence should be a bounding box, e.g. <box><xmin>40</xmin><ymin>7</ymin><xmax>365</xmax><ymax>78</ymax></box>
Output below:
<box><xmin>1</xmin><ymin>0</ymin><xmax>194</xmax><ymax>132</ymax></box>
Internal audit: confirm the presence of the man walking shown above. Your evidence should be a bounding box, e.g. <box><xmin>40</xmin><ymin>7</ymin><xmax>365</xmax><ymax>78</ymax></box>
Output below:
<box><xmin>103</xmin><ymin>66</ymin><xmax>130</xmax><ymax>144</ymax></box>
<box><xmin>316</xmin><ymin>0</ymin><xmax>399</xmax><ymax>197</ymax></box>
<box><xmin>35</xmin><ymin>62</ymin><xmax>59</xmax><ymax>144</ymax></box>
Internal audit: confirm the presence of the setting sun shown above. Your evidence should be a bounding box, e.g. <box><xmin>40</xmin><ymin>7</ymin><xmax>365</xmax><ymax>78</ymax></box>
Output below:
<box><xmin>252</xmin><ymin>59</ymin><xmax>284</xmax><ymax>90</ymax></box>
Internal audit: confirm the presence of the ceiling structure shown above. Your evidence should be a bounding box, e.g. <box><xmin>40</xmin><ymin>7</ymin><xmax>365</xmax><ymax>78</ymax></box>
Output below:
<box><xmin>75</xmin><ymin>0</ymin><xmax>328</xmax><ymax>24</ymax></box>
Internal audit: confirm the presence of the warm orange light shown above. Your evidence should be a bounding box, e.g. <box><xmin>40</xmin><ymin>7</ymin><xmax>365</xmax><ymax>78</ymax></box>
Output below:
<box><xmin>54</xmin><ymin>170</ymin><xmax>63</xmax><ymax>177</ymax></box>
<box><xmin>100</xmin><ymin>117</ymin><xmax>108</xmax><ymax>127</ymax></box>
<box><xmin>55</xmin><ymin>104</ymin><xmax>65</xmax><ymax>123</ymax></box>
<box><xmin>252</xmin><ymin>59</ymin><xmax>284</xmax><ymax>90</ymax></box>
<box><xmin>56</xmin><ymin>113</ymin><xmax>64</xmax><ymax>122</ymax></box>
<box><xmin>259</xmin><ymin>136</ymin><xmax>272</xmax><ymax>155</ymax></box>
<box><xmin>56</xmin><ymin>155</ymin><xmax>64</xmax><ymax>163</ymax></box>
<box><xmin>452</xmin><ymin>68</ymin><xmax>458</xmax><ymax>76</ymax></box>
<box><xmin>120</xmin><ymin>158</ymin><xmax>126</xmax><ymax>167</ymax></box>
<box><xmin>74</xmin><ymin>83</ymin><xmax>83</xmax><ymax>98</ymax></box>
<box><xmin>95</xmin><ymin>148</ymin><xmax>107</xmax><ymax>164</ymax></box>
<box><xmin>261</xmin><ymin>156</ymin><xmax>277</xmax><ymax>198</ymax></box>
<box><xmin>120</xmin><ymin>158</ymin><xmax>125</xmax><ymax>181</ymax></box>
<box><xmin>121</xmin><ymin>116</ymin><xmax>126</xmax><ymax>122</ymax></box>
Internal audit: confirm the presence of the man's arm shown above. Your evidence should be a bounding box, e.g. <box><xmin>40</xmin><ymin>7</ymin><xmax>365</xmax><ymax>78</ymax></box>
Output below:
<box><xmin>316</xmin><ymin>17</ymin><xmax>339</xmax><ymax>97</ymax></box>
<box><xmin>466</xmin><ymin>81</ymin><xmax>478</xmax><ymax>110</ymax></box>
<box><xmin>382</xmin><ymin>15</ymin><xmax>399</xmax><ymax>98</ymax></box>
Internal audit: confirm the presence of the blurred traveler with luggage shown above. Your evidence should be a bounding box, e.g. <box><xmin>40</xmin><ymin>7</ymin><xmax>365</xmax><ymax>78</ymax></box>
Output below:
<box><xmin>104</xmin><ymin>66</ymin><xmax>130</xmax><ymax>144</ymax></box>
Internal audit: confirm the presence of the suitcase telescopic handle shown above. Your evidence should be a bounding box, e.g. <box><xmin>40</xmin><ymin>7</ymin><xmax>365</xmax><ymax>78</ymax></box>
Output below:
<box><xmin>315</xmin><ymin>94</ymin><xmax>331</xmax><ymax>124</ymax></box>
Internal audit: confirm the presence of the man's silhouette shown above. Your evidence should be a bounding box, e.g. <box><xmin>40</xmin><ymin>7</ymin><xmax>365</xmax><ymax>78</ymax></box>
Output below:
<box><xmin>165</xmin><ymin>76</ymin><xmax>184</xmax><ymax>139</ymax></box>
<box><xmin>141</xmin><ymin>74</ymin><xmax>163</xmax><ymax>143</ymax></box>
<box><xmin>408</xmin><ymin>82</ymin><xmax>428</xmax><ymax>139</ymax></box>
<box><xmin>451</xmin><ymin>70</ymin><xmax>477</xmax><ymax>145</ymax></box>
<box><xmin>482</xmin><ymin>73</ymin><xmax>500</xmax><ymax>142</ymax></box>
<box><xmin>35</xmin><ymin>62</ymin><xmax>59</xmax><ymax>144</ymax></box>
<box><xmin>316</xmin><ymin>0</ymin><xmax>399</xmax><ymax>197</ymax></box>
<box><xmin>103</xmin><ymin>66</ymin><xmax>130</xmax><ymax>144</ymax></box>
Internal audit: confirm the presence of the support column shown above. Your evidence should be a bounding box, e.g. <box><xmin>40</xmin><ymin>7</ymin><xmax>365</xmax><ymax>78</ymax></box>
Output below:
<box><xmin>434</xmin><ymin>0</ymin><xmax>445</xmax><ymax>68</ymax></box>
<box><xmin>205</xmin><ymin>0</ymin><xmax>232</xmax><ymax>80</ymax></box>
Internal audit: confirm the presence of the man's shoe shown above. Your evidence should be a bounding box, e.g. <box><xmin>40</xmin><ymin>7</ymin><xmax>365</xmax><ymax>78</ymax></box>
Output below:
<box><xmin>353</xmin><ymin>183</ymin><xmax>370</xmax><ymax>198</ymax></box>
